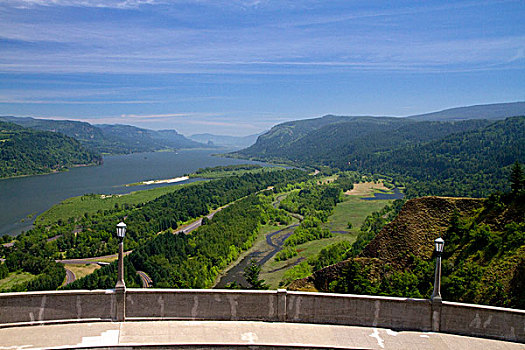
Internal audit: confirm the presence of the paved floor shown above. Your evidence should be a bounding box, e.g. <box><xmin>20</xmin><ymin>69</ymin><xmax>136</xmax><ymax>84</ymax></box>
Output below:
<box><xmin>0</xmin><ymin>321</ymin><xmax>523</xmax><ymax>350</ymax></box>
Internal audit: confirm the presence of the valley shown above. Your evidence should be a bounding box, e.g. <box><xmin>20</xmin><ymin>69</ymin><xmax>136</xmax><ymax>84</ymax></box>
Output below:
<box><xmin>0</xmin><ymin>103</ymin><xmax>523</xmax><ymax>312</ymax></box>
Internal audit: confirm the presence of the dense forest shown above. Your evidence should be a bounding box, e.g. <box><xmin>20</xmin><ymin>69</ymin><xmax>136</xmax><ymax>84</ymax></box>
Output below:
<box><xmin>65</xmin><ymin>169</ymin><xmax>356</xmax><ymax>290</ymax></box>
<box><xmin>0</xmin><ymin>168</ymin><xmax>307</xmax><ymax>291</ymax></box>
<box><xmin>67</xmin><ymin>194</ymin><xmax>270</xmax><ymax>289</ymax></box>
<box><xmin>355</xmin><ymin>117</ymin><xmax>525</xmax><ymax>197</ymax></box>
<box><xmin>0</xmin><ymin>121</ymin><xmax>102</xmax><ymax>178</ymax></box>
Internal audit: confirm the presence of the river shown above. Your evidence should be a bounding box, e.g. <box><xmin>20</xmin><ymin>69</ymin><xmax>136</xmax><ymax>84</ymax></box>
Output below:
<box><xmin>0</xmin><ymin>149</ymin><xmax>268</xmax><ymax>237</ymax></box>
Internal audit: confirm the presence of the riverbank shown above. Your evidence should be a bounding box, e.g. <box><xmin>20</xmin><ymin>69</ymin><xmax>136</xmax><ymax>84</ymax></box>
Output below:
<box><xmin>0</xmin><ymin>160</ymin><xmax>101</xmax><ymax>181</ymax></box>
<box><xmin>126</xmin><ymin>176</ymin><xmax>190</xmax><ymax>187</ymax></box>
<box><xmin>0</xmin><ymin>149</ymin><xmax>270</xmax><ymax>236</ymax></box>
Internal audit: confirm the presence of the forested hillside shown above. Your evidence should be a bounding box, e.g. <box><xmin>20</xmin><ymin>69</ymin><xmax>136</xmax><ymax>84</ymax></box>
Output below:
<box><xmin>96</xmin><ymin>124</ymin><xmax>204</xmax><ymax>153</ymax></box>
<box><xmin>235</xmin><ymin>115</ymin><xmax>356</xmax><ymax>159</ymax></box>
<box><xmin>233</xmin><ymin>102</ymin><xmax>525</xmax><ymax>164</ymax></box>
<box><xmin>232</xmin><ymin>116</ymin><xmax>523</xmax><ymax>197</ymax></box>
<box><xmin>0</xmin><ymin>121</ymin><xmax>102</xmax><ymax>178</ymax></box>
<box><xmin>0</xmin><ymin>116</ymin><xmax>206</xmax><ymax>154</ymax></box>
<box><xmin>233</xmin><ymin>117</ymin><xmax>492</xmax><ymax>166</ymax></box>
<box><xmin>290</xmin><ymin>175</ymin><xmax>525</xmax><ymax>308</ymax></box>
<box><xmin>358</xmin><ymin>116</ymin><xmax>525</xmax><ymax>197</ymax></box>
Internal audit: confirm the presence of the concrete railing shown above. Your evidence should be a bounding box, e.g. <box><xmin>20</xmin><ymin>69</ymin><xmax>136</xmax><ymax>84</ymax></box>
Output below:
<box><xmin>0</xmin><ymin>289</ymin><xmax>523</xmax><ymax>343</ymax></box>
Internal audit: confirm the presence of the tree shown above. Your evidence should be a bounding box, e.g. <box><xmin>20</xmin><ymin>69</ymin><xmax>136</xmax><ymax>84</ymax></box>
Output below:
<box><xmin>243</xmin><ymin>260</ymin><xmax>268</xmax><ymax>290</ymax></box>
<box><xmin>510</xmin><ymin>161</ymin><xmax>524</xmax><ymax>194</ymax></box>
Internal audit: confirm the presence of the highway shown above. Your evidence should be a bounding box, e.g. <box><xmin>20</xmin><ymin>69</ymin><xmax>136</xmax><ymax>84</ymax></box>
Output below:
<box><xmin>137</xmin><ymin>271</ymin><xmax>153</xmax><ymax>288</ymax></box>
<box><xmin>57</xmin><ymin>251</ymin><xmax>131</xmax><ymax>265</ymax></box>
<box><xmin>173</xmin><ymin>206</ymin><xmax>224</xmax><ymax>234</ymax></box>
<box><xmin>64</xmin><ymin>269</ymin><xmax>76</xmax><ymax>285</ymax></box>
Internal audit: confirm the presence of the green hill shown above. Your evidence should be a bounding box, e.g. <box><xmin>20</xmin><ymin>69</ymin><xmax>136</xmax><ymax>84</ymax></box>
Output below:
<box><xmin>233</xmin><ymin>115</ymin><xmax>362</xmax><ymax>160</ymax></box>
<box><xmin>0</xmin><ymin>116</ymin><xmax>207</xmax><ymax>154</ymax></box>
<box><xmin>290</xmin><ymin>191</ymin><xmax>525</xmax><ymax>309</ymax></box>
<box><xmin>232</xmin><ymin>116</ymin><xmax>493</xmax><ymax>167</ymax></box>
<box><xmin>95</xmin><ymin>124</ymin><xmax>205</xmax><ymax>153</ymax></box>
<box><xmin>0</xmin><ymin>121</ymin><xmax>102</xmax><ymax>178</ymax></box>
<box><xmin>232</xmin><ymin>115</ymin><xmax>523</xmax><ymax>197</ymax></box>
<box><xmin>357</xmin><ymin>116</ymin><xmax>525</xmax><ymax>197</ymax></box>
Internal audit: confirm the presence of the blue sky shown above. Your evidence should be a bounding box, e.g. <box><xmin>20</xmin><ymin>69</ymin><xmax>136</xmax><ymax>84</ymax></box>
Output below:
<box><xmin>0</xmin><ymin>0</ymin><xmax>523</xmax><ymax>136</ymax></box>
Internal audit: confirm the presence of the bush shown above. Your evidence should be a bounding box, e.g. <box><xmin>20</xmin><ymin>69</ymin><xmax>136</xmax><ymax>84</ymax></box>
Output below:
<box><xmin>275</xmin><ymin>247</ymin><xmax>298</xmax><ymax>262</ymax></box>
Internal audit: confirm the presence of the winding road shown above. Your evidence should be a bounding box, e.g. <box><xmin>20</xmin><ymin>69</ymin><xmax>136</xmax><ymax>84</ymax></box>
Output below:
<box><xmin>137</xmin><ymin>271</ymin><xmax>153</xmax><ymax>288</ymax></box>
<box><xmin>64</xmin><ymin>269</ymin><xmax>76</xmax><ymax>285</ymax></box>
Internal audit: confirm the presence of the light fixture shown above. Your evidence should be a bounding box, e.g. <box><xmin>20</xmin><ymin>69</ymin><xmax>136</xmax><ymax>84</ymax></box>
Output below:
<box><xmin>434</xmin><ymin>237</ymin><xmax>444</xmax><ymax>254</ymax></box>
<box><xmin>116</xmin><ymin>221</ymin><xmax>127</xmax><ymax>240</ymax></box>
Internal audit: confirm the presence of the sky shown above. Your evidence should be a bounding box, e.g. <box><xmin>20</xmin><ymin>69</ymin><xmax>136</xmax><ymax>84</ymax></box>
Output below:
<box><xmin>0</xmin><ymin>0</ymin><xmax>524</xmax><ymax>136</ymax></box>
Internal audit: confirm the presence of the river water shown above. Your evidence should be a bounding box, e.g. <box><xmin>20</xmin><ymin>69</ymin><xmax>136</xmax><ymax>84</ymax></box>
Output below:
<box><xmin>0</xmin><ymin>149</ymin><xmax>267</xmax><ymax>237</ymax></box>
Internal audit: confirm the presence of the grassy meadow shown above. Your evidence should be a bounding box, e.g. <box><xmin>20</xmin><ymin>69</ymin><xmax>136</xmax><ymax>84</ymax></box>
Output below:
<box><xmin>35</xmin><ymin>184</ymin><xmax>194</xmax><ymax>226</ymax></box>
<box><xmin>0</xmin><ymin>271</ymin><xmax>36</xmax><ymax>291</ymax></box>
<box><xmin>259</xmin><ymin>189</ymin><xmax>394</xmax><ymax>288</ymax></box>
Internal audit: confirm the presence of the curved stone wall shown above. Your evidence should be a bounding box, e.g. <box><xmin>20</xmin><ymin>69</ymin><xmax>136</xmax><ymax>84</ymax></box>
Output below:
<box><xmin>0</xmin><ymin>289</ymin><xmax>523</xmax><ymax>343</ymax></box>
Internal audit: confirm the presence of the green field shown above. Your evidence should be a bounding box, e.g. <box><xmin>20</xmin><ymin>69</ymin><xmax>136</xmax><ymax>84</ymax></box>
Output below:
<box><xmin>35</xmin><ymin>183</ymin><xmax>196</xmax><ymax>226</ymax></box>
<box><xmin>322</xmin><ymin>196</ymin><xmax>394</xmax><ymax>233</ymax></box>
<box><xmin>260</xmin><ymin>233</ymin><xmax>350</xmax><ymax>288</ymax></box>
<box><xmin>0</xmin><ymin>271</ymin><xmax>36</xmax><ymax>291</ymax></box>
<box><xmin>260</xmin><ymin>194</ymin><xmax>393</xmax><ymax>288</ymax></box>
<box><xmin>65</xmin><ymin>264</ymin><xmax>101</xmax><ymax>281</ymax></box>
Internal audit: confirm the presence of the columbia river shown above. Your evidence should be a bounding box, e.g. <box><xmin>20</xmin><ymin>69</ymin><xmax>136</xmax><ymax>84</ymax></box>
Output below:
<box><xmin>0</xmin><ymin>149</ymin><xmax>268</xmax><ymax>236</ymax></box>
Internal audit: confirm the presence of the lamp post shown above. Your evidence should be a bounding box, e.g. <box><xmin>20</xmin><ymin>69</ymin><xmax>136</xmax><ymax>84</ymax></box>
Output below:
<box><xmin>432</xmin><ymin>237</ymin><xmax>445</xmax><ymax>301</ymax></box>
<box><xmin>115</xmin><ymin>221</ymin><xmax>126</xmax><ymax>290</ymax></box>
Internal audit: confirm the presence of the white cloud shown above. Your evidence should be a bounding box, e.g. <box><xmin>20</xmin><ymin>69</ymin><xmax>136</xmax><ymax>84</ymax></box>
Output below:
<box><xmin>1</xmin><ymin>0</ymin><xmax>163</xmax><ymax>9</ymax></box>
<box><xmin>0</xmin><ymin>0</ymin><xmax>522</xmax><ymax>75</ymax></box>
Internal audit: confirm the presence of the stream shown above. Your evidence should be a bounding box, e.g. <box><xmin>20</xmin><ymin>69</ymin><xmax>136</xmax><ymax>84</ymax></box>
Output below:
<box><xmin>214</xmin><ymin>224</ymin><xmax>298</xmax><ymax>288</ymax></box>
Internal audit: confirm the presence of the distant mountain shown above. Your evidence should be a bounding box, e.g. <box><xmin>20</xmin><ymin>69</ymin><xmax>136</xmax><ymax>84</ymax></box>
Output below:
<box><xmin>154</xmin><ymin>129</ymin><xmax>206</xmax><ymax>149</ymax></box>
<box><xmin>231</xmin><ymin>115</ymin><xmax>382</xmax><ymax>161</ymax></box>
<box><xmin>0</xmin><ymin>116</ymin><xmax>105</xmax><ymax>143</ymax></box>
<box><xmin>0</xmin><ymin>121</ymin><xmax>102</xmax><ymax>179</ymax></box>
<box><xmin>189</xmin><ymin>133</ymin><xmax>262</xmax><ymax>148</ymax></box>
<box><xmin>232</xmin><ymin>113</ymin><xmax>524</xmax><ymax>196</ymax></box>
<box><xmin>233</xmin><ymin>102</ymin><xmax>524</xmax><ymax>165</ymax></box>
<box><xmin>95</xmin><ymin>124</ymin><xmax>206</xmax><ymax>153</ymax></box>
<box><xmin>0</xmin><ymin>116</ymin><xmax>207</xmax><ymax>154</ymax></box>
<box><xmin>408</xmin><ymin>102</ymin><xmax>525</xmax><ymax>121</ymax></box>
<box><xmin>232</xmin><ymin>115</ymin><xmax>490</xmax><ymax>167</ymax></box>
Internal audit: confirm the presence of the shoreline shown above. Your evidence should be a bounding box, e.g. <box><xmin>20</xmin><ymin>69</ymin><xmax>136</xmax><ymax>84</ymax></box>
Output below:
<box><xmin>126</xmin><ymin>176</ymin><xmax>190</xmax><ymax>187</ymax></box>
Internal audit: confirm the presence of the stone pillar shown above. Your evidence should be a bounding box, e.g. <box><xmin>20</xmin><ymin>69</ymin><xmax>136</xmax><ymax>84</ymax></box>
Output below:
<box><xmin>277</xmin><ymin>289</ymin><xmax>287</xmax><ymax>322</ymax></box>
<box><xmin>114</xmin><ymin>240</ymin><xmax>126</xmax><ymax>321</ymax></box>
<box><xmin>115</xmin><ymin>240</ymin><xmax>125</xmax><ymax>290</ymax></box>
<box><xmin>115</xmin><ymin>287</ymin><xmax>126</xmax><ymax>322</ymax></box>
<box><xmin>431</xmin><ymin>297</ymin><xmax>442</xmax><ymax>332</ymax></box>
<box><xmin>432</xmin><ymin>255</ymin><xmax>442</xmax><ymax>300</ymax></box>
